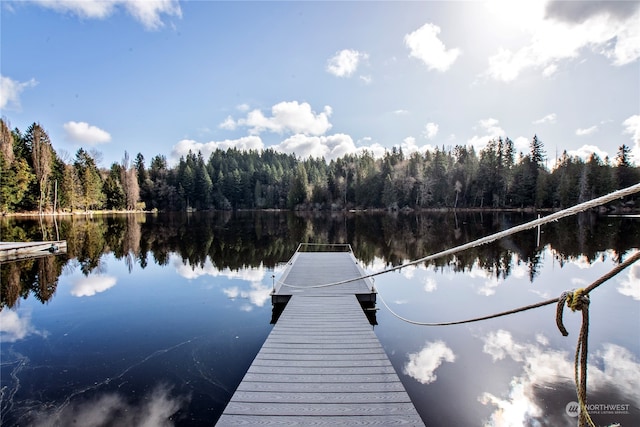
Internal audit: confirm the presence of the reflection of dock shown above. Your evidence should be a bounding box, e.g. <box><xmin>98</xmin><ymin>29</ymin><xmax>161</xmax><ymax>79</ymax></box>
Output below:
<box><xmin>0</xmin><ymin>241</ymin><xmax>67</xmax><ymax>263</ymax></box>
<box><xmin>218</xmin><ymin>245</ymin><xmax>423</xmax><ymax>425</ymax></box>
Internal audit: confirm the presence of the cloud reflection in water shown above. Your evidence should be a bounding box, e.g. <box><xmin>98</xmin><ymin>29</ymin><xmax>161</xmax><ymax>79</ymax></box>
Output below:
<box><xmin>172</xmin><ymin>256</ymin><xmax>274</xmax><ymax>308</ymax></box>
<box><xmin>70</xmin><ymin>275</ymin><xmax>117</xmax><ymax>297</ymax></box>
<box><xmin>480</xmin><ymin>329</ymin><xmax>640</xmax><ymax>426</ymax></box>
<box><xmin>29</xmin><ymin>384</ymin><xmax>188</xmax><ymax>427</ymax></box>
<box><xmin>404</xmin><ymin>340</ymin><xmax>456</xmax><ymax>384</ymax></box>
<box><xmin>617</xmin><ymin>262</ymin><xmax>640</xmax><ymax>301</ymax></box>
<box><xmin>0</xmin><ymin>309</ymin><xmax>47</xmax><ymax>342</ymax></box>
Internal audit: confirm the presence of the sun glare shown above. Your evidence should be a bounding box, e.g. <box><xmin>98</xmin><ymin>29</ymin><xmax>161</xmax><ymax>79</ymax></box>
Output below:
<box><xmin>485</xmin><ymin>0</ymin><xmax>546</xmax><ymax>32</ymax></box>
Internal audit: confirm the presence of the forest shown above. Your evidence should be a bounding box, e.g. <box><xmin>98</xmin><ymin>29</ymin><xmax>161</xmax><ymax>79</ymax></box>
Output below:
<box><xmin>1</xmin><ymin>118</ymin><xmax>639</xmax><ymax>214</ymax></box>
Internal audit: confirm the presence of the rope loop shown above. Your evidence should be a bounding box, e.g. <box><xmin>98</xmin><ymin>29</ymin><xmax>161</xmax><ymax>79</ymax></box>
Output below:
<box><xmin>556</xmin><ymin>291</ymin><xmax>570</xmax><ymax>337</ymax></box>
<box><xmin>556</xmin><ymin>288</ymin><xmax>595</xmax><ymax>427</ymax></box>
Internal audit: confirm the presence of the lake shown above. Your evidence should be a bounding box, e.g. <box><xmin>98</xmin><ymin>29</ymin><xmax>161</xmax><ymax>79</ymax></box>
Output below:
<box><xmin>1</xmin><ymin>211</ymin><xmax>639</xmax><ymax>426</ymax></box>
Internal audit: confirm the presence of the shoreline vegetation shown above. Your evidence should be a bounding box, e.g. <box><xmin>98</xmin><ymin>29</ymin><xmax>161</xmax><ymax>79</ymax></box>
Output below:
<box><xmin>3</xmin><ymin>202</ymin><xmax>639</xmax><ymax>218</ymax></box>
<box><xmin>2</xmin><ymin>119</ymin><xmax>639</xmax><ymax>217</ymax></box>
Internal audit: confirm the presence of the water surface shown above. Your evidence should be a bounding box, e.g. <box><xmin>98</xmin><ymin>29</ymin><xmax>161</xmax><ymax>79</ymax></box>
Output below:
<box><xmin>1</xmin><ymin>212</ymin><xmax>638</xmax><ymax>426</ymax></box>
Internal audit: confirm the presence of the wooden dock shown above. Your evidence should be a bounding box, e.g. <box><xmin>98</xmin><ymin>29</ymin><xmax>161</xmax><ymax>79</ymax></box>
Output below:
<box><xmin>217</xmin><ymin>245</ymin><xmax>424</xmax><ymax>425</ymax></box>
<box><xmin>0</xmin><ymin>241</ymin><xmax>67</xmax><ymax>263</ymax></box>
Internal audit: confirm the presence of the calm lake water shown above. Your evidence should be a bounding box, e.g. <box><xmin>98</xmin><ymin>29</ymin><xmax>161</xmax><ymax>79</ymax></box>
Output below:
<box><xmin>1</xmin><ymin>211</ymin><xmax>639</xmax><ymax>426</ymax></box>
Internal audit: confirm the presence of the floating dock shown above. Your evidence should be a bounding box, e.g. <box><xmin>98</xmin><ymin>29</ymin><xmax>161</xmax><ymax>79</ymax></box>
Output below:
<box><xmin>0</xmin><ymin>241</ymin><xmax>67</xmax><ymax>263</ymax></box>
<box><xmin>217</xmin><ymin>244</ymin><xmax>423</xmax><ymax>425</ymax></box>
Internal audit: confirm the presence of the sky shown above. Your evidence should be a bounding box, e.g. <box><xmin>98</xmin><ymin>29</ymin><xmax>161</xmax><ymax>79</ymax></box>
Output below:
<box><xmin>1</xmin><ymin>0</ymin><xmax>639</xmax><ymax>168</ymax></box>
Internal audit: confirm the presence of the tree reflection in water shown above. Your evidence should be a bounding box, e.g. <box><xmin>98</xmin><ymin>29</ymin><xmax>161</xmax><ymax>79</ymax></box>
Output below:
<box><xmin>2</xmin><ymin>211</ymin><xmax>639</xmax><ymax>310</ymax></box>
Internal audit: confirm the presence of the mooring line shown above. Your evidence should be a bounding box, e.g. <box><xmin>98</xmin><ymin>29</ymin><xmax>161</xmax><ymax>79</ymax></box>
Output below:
<box><xmin>375</xmin><ymin>251</ymin><xmax>639</xmax><ymax>327</ymax></box>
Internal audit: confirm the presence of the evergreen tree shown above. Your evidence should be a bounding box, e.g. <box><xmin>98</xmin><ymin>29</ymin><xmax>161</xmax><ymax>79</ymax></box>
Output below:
<box><xmin>74</xmin><ymin>148</ymin><xmax>104</xmax><ymax>211</ymax></box>
<box><xmin>104</xmin><ymin>163</ymin><xmax>126</xmax><ymax>209</ymax></box>
<box><xmin>615</xmin><ymin>144</ymin><xmax>639</xmax><ymax>189</ymax></box>
<box><xmin>287</xmin><ymin>163</ymin><xmax>309</xmax><ymax>208</ymax></box>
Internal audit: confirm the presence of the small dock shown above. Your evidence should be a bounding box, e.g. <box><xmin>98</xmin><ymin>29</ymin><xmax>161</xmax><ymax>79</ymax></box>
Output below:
<box><xmin>218</xmin><ymin>244</ymin><xmax>423</xmax><ymax>425</ymax></box>
<box><xmin>0</xmin><ymin>241</ymin><xmax>67</xmax><ymax>263</ymax></box>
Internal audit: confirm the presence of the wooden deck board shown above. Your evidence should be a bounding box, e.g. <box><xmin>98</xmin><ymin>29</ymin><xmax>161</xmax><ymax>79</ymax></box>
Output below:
<box><xmin>217</xmin><ymin>414</ymin><xmax>424</xmax><ymax>426</ymax></box>
<box><xmin>229</xmin><ymin>391</ymin><xmax>412</xmax><ymax>404</ymax></box>
<box><xmin>221</xmin><ymin>402</ymin><xmax>419</xmax><ymax>416</ymax></box>
<box><xmin>234</xmin><ymin>381</ymin><xmax>409</xmax><ymax>393</ymax></box>
<box><xmin>218</xmin><ymin>251</ymin><xmax>423</xmax><ymax>425</ymax></box>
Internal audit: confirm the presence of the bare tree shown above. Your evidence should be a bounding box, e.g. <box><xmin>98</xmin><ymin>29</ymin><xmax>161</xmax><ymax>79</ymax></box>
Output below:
<box><xmin>0</xmin><ymin>118</ymin><xmax>14</xmax><ymax>166</ymax></box>
<box><xmin>121</xmin><ymin>151</ymin><xmax>140</xmax><ymax>210</ymax></box>
<box><xmin>26</xmin><ymin>123</ymin><xmax>53</xmax><ymax>214</ymax></box>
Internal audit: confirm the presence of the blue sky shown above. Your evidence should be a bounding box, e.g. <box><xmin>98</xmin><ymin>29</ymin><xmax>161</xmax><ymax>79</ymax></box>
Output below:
<box><xmin>2</xmin><ymin>0</ymin><xmax>639</xmax><ymax>168</ymax></box>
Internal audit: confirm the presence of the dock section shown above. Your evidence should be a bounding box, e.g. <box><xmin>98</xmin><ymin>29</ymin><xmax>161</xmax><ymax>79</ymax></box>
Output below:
<box><xmin>218</xmin><ymin>246</ymin><xmax>423</xmax><ymax>425</ymax></box>
<box><xmin>0</xmin><ymin>241</ymin><xmax>67</xmax><ymax>263</ymax></box>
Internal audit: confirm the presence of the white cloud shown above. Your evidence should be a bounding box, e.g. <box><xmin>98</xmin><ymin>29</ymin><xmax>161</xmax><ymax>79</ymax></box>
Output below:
<box><xmin>234</xmin><ymin>101</ymin><xmax>332</xmax><ymax>136</ymax></box>
<box><xmin>223</xmin><ymin>287</ymin><xmax>240</xmax><ymax>299</ymax></box>
<box><xmin>173</xmin><ymin>257</ymin><xmax>265</xmax><ymax>282</ymax></box>
<box><xmin>513</xmin><ymin>136</ymin><xmax>530</xmax><ymax>155</ymax></box>
<box><xmin>218</xmin><ymin>116</ymin><xmax>237</xmax><ymax>130</ymax></box>
<box><xmin>623</xmin><ymin>115</ymin><xmax>640</xmax><ymax>164</ymax></box>
<box><xmin>423</xmin><ymin>122</ymin><xmax>439</xmax><ymax>140</ymax></box>
<box><xmin>575</xmin><ymin>125</ymin><xmax>598</xmax><ymax>136</ymax></box>
<box><xmin>542</xmin><ymin>63</ymin><xmax>558</xmax><ymax>77</ymax></box>
<box><xmin>29</xmin><ymin>384</ymin><xmax>187</xmax><ymax>426</ymax></box>
<box><xmin>567</xmin><ymin>144</ymin><xmax>609</xmax><ymax>162</ymax></box>
<box><xmin>478</xmin><ymin>278</ymin><xmax>502</xmax><ymax>297</ymax></box>
<box><xmin>423</xmin><ymin>277</ymin><xmax>437</xmax><ymax>293</ymax></box>
<box><xmin>171</xmin><ymin>136</ymin><xmax>263</xmax><ymax>163</ymax></box>
<box><xmin>405</xmin><ymin>23</ymin><xmax>461</xmax><ymax>72</ymax></box>
<box><xmin>393</xmin><ymin>109</ymin><xmax>410</xmax><ymax>115</ymax></box>
<box><xmin>172</xmin><ymin>257</ymin><xmax>271</xmax><ymax>307</ymax></box>
<box><xmin>486</xmin><ymin>1</ymin><xmax>640</xmax><ymax>82</ymax></box>
<box><xmin>623</xmin><ymin>114</ymin><xmax>640</xmax><ymax>146</ymax></box>
<box><xmin>359</xmin><ymin>75</ymin><xmax>373</xmax><ymax>85</ymax></box>
<box><xmin>33</xmin><ymin>0</ymin><xmax>182</xmax><ymax>30</ymax></box>
<box><xmin>174</xmin><ymin>126</ymin><xmax>395</xmax><ymax>164</ymax></box>
<box><xmin>63</xmin><ymin>121</ymin><xmax>112</xmax><ymax>144</ymax></box>
<box><xmin>71</xmin><ymin>275</ymin><xmax>117</xmax><ymax>297</ymax></box>
<box><xmin>238</xmin><ymin>282</ymin><xmax>271</xmax><ymax>307</ymax></box>
<box><xmin>275</xmin><ymin>133</ymin><xmax>357</xmax><ymax>161</ymax></box>
<box><xmin>467</xmin><ymin>118</ymin><xmax>506</xmax><ymax>151</ymax></box>
<box><xmin>404</xmin><ymin>340</ymin><xmax>456</xmax><ymax>384</ymax></box>
<box><xmin>326</xmin><ymin>49</ymin><xmax>369</xmax><ymax>78</ymax></box>
<box><xmin>400</xmin><ymin>136</ymin><xmax>436</xmax><ymax>156</ymax></box>
<box><xmin>0</xmin><ymin>309</ymin><xmax>43</xmax><ymax>342</ymax></box>
<box><xmin>236</xmin><ymin>103</ymin><xmax>250</xmax><ymax>112</ymax></box>
<box><xmin>357</xmin><ymin>142</ymin><xmax>388</xmax><ymax>159</ymax></box>
<box><xmin>0</xmin><ymin>75</ymin><xmax>38</xmax><ymax>110</ymax></box>
<box><xmin>480</xmin><ymin>329</ymin><xmax>640</xmax><ymax>426</ymax></box>
<box><xmin>617</xmin><ymin>262</ymin><xmax>640</xmax><ymax>301</ymax></box>
<box><xmin>533</xmin><ymin>113</ymin><xmax>556</xmax><ymax>124</ymax></box>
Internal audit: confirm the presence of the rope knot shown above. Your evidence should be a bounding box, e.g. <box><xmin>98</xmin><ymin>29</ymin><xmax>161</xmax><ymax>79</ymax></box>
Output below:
<box><xmin>566</xmin><ymin>288</ymin><xmax>589</xmax><ymax>312</ymax></box>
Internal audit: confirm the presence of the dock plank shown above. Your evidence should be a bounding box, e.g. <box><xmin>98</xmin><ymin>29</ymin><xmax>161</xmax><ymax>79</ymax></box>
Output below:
<box><xmin>217</xmin><ymin>414</ymin><xmax>423</xmax><ymax>426</ymax></box>
<box><xmin>218</xmin><ymin>250</ymin><xmax>423</xmax><ymax>425</ymax></box>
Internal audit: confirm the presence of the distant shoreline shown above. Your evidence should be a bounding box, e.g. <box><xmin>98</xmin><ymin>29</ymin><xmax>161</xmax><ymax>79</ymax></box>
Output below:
<box><xmin>3</xmin><ymin>205</ymin><xmax>637</xmax><ymax>218</ymax></box>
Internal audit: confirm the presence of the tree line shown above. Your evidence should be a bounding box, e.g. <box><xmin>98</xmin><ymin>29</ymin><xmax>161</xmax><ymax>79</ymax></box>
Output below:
<box><xmin>1</xmin><ymin>118</ymin><xmax>638</xmax><ymax>214</ymax></box>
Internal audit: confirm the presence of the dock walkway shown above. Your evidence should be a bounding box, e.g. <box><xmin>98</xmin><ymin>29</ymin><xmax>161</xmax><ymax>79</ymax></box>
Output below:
<box><xmin>217</xmin><ymin>247</ymin><xmax>423</xmax><ymax>425</ymax></box>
